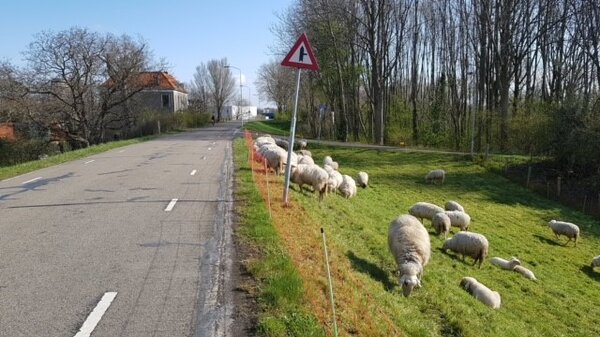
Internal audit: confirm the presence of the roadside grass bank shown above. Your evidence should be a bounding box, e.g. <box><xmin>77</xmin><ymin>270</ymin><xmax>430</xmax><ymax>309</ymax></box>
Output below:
<box><xmin>246</xmin><ymin>139</ymin><xmax>600</xmax><ymax>336</ymax></box>
<box><xmin>233</xmin><ymin>138</ymin><xmax>324</xmax><ymax>336</ymax></box>
<box><xmin>244</xmin><ymin>120</ymin><xmax>291</xmax><ymax>137</ymax></box>
<box><xmin>0</xmin><ymin>137</ymin><xmax>155</xmax><ymax>181</ymax></box>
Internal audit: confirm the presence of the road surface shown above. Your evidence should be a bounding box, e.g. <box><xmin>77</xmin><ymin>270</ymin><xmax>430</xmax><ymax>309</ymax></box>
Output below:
<box><xmin>0</xmin><ymin>122</ymin><xmax>242</xmax><ymax>337</ymax></box>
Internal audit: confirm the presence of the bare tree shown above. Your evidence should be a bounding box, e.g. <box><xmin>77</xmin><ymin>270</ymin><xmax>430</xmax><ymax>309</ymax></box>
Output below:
<box><xmin>0</xmin><ymin>61</ymin><xmax>28</xmax><ymax>123</ymax></box>
<box><xmin>255</xmin><ymin>61</ymin><xmax>295</xmax><ymax>115</ymax></box>
<box><xmin>192</xmin><ymin>58</ymin><xmax>235</xmax><ymax>122</ymax></box>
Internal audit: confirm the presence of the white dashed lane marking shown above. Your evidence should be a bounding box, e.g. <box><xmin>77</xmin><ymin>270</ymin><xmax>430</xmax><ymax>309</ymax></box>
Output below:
<box><xmin>164</xmin><ymin>198</ymin><xmax>178</xmax><ymax>212</ymax></box>
<box><xmin>84</xmin><ymin>160</ymin><xmax>95</xmax><ymax>164</ymax></box>
<box><xmin>190</xmin><ymin>170</ymin><xmax>197</xmax><ymax>176</ymax></box>
<box><xmin>73</xmin><ymin>292</ymin><xmax>117</xmax><ymax>337</ymax></box>
<box><xmin>22</xmin><ymin>177</ymin><xmax>42</xmax><ymax>184</ymax></box>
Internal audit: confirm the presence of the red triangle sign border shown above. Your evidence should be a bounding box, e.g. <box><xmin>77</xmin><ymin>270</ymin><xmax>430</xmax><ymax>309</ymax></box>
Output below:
<box><xmin>281</xmin><ymin>33</ymin><xmax>320</xmax><ymax>71</ymax></box>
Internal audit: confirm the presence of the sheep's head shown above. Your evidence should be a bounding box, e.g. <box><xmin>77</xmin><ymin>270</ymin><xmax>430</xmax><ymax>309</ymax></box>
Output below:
<box><xmin>509</xmin><ymin>257</ymin><xmax>522</xmax><ymax>267</ymax></box>
<box><xmin>460</xmin><ymin>277</ymin><xmax>477</xmax><ymax>293</ymax></box>
<box><xmin>548</xmin><ymin>219</ymin><xmax>556</xmax><ymax>226</ymax></box>
<box><xmin>399</xmin><ymin>261</ymin><xmax>423</xmax><ymax>297</ymax></box>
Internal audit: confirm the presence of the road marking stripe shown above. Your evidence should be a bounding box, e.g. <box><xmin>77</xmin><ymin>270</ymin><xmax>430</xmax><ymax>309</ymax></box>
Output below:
<box><xmin>118</xmin><ymin>150</ymin><xmax>125</xmax><ymax>153</ymax></box>
<box><xmin>22</xmin><ymin>177</ymin><xmax>42</xmax><ymax>184</ymax></box>
<box><xmin>190</xmin><ymin>170</ymin><xmax>197</xmax><ymax>176</ymax></box>
<box><xmin>74</xmin><ymin>292</ymin><xmax>117</xmax><ymax>337</ymax></box>
<box><xmin>84</xmin><ymin>160</ymin><xmax>95</xmax><ymax>164</ymax></box>
<box><xmin>165</xmin><ymin>198</ymin><xmax>178</xmax><ymax>212</ymax></box>
<box><xmin>201</xmin><ymin>156</ymin><xmax>206</xmax><ymax>160</ymax></box>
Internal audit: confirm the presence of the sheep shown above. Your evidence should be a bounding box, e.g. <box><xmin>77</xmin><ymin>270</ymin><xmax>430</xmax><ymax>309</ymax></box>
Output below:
<box><xmin>254</xmin><ymin>135</ymin><xmax>275</xmax><ymax>148</ymax></box>
<box><xmin>445</xmin><ymin>210</ymin><xmax>471</xmax><ymax>231</ymax></box>
<box><xmin>290</xmin><ymin>164</ymin><xmax>329</xmax><ymax>201</ymax></box>
<box><xmin>490</xmin><ymin>257</ymin><xmax>521</xmax><ymax>270</ymax></box>
<box><xmin>442</xmin><ymin>232</ymin><xmax>489</xmax><ymax>268</ymax></box>
<box><xmin>298</xmin><ymin>139</ymin><xmax>308</xmax><ymax>150</ymax></box>
<box><xmin>591</xmin><ymin>255</ymin><xmax>600</xmax><ymax>269</ymax></box>
<box><xmin>297</xmin><ymin>153</ymin><xmax>315</xmax><ymax>166</ymax></box>
<box><xmin>445</xmin><ymin>200</ymin><xmax>465</xmax><ymax>213</ymax></box>
<box><xmin>298</xmin><ymin>149</ymin><xmax>312</xmax><ymax>157</ymax></box>
<box><xmin>275</xmin><ymin>138</ymin><xmax>289</xmax><ymax>150</ymax></box>
<box><xmin>425</xmin><ymin>169</ymin><xmax>446</xmax><ymax>184</ymax></box>
<box><xmin>432</xmin><ymin>212</ymin><xmax>451</xmax><ymax>238</ymax></box>
<box><xmin>256</xmin><ymin>143</ymin><xmax>292</xmax><ymax>175</ymax></box>
<box><xmin>388</xmin><ymin>214</ymin><xmax>431</xmax><ymax>297</ymax></box>
<box><xmin>325</xmin><ymin>165</ymin><xmax>343</xmax><ymax>194</ymax></box>
<box><xmin>323</xmin><ymin>156</ymin><xmax>339</xmax><ymax>171</ymax></box>
<box><xmin>339</xmin><ymin>174</ymin><xmax>357</xmax><ymax>199</ymax></box>
<box><xmin>357</xmin><ymin>171</ymin><xmax>369</xmax><ymax>188</ymax></box>
<box><xmin>459</xmin><ymin>277</ymin><xmax>501</xmax><ymax>309</ymax></box>
<box><xmin>513</xmin><ymin>265</ymin><xmax>537</xmax><ymax>280</ymax></box>
<box><xmin>547</xmin><ymin>220</ymin><xmax>580</xmax><ymax>246</ymax></box>
<box><xmin>408</xmin><ymin>202</ymin><xmax>444</xmax><ymax>223</ymax></box>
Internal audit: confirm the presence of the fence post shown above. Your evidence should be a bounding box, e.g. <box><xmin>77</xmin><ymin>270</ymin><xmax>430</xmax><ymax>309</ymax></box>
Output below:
<box><xmin>526</xmin><ymin>166</ymin><xmax>532</xmax><ymax>188</ymax></box>
<box><xmin>557</xmin><ymin>177</ymin><xmax>562</xmax><ymax>197</ymax></box>
<box><xmin>157</xmin><ymin>120</ymin><xmax>161</xmax><ymax>134</ymax></box>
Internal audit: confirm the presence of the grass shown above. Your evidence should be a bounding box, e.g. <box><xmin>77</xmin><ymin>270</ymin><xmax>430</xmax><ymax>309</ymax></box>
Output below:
<box><xmin>244</xmin><ymin>120</ymin><xmax>291</xmax><ymax>137</ymax></box>
<box><xmin>233</xmin><ymin>138</ymin><xmax>324</xmax><ymax>336</ymax></box>
<box><xmin>0</xmin><ymin>137</ymin><xmax>155</xmax><ymax>181</ymax></box>
<box><xmin>246</xmin><ymin>143</ymin><xmax>600</xmax><ymax>337</ymax></box>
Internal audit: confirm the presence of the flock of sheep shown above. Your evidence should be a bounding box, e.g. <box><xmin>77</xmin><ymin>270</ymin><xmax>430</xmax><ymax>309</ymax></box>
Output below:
<box><xmin>389</xmin><ymin>169</ymin><xmax>600</xmax><ymax>309</ymax></box>
<box><xmin>253</xmin><ymin>135</ymin><xmax>368</xmax><ymax>201</ymax></box>
<box><xmin>252</xmin><ymin>134</ymin><xmax>600</xmax><ymax>310</ymax></box>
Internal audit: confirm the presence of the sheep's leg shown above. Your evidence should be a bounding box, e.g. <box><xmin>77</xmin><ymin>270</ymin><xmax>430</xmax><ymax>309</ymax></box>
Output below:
<box><xmin>564</xmin><ymin>237</ymin><xmax>572</xmax><ymax>246</ymax></box>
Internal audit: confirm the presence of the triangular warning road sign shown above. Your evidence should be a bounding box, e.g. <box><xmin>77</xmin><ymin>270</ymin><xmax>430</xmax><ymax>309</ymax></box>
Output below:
<box><xmin>281</xmin><ymin>33</ymin><xmax>320</xmax><ymax>71</ymax></box>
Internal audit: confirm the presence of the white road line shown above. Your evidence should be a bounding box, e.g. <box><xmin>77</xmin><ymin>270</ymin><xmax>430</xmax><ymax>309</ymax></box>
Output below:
<box><xmin>164</xmin><ymin>198</ymin><xmax>178</xmax><ymax>212</ymax></box>
<box><xmin>84</xmin><ymin>160</ymin><xmax>95</xmax><ymax>164</ymax></box>
<box><xmin>74</xmin><ymin>292</ymin><xmax>117</xmax><ymax>337</ymax></box>
<box><xmin>208</xmin><ymin>147</ymin><xmax>212</xmax><ymax>151</ymax></box>
<box><xmin>190</xmin><ymin>170</ymin><xmax>197</xmax><ymax>176</ymax></box>
<box><xmin>202</xmin><ymin>156</ymin><xmax>206</xmax><ymax>160</ymax></box>
<box><xmin>22</xmin><ymin>177</ymin><xmax>42</xmax><ymax>184</ymax></box>
<box><xmin>118</xmin><ymin>150</ymin><xmax>125</xmax><ymax>153</ymax></box>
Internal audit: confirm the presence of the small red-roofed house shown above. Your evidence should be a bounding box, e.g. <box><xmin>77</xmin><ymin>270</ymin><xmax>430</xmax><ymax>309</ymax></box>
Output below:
<box><xmin>129</xmin><ymin>71</ymin><xmax>189</xmax><ymax>113</ymax></box>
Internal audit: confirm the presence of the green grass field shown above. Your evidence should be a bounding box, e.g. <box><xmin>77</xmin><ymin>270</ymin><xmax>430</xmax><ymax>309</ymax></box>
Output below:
<box><xmin>276</xmin><ymin>145</ymin><xmax>600</xmax><ymax>337</ymax></box>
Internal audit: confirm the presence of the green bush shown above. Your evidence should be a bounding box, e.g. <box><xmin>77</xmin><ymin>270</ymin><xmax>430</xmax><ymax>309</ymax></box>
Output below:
<box><xmin>0</xmin><ymin>139</ymin><xmax>51</xmax><ymax>166</ymax></box>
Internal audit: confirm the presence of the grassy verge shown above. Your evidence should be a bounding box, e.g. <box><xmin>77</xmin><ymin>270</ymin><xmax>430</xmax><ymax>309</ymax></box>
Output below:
<box><xmin>0</xmin><ymin>137</ymin><xmax>155</xmax><ymax>181</ymax></box>
<box><xmin>244</xmin><ymin>120</ymin><xmax>291</xmax><ymax>137</ymax></box>
<box><xmin>249</xmin><ymin>144</ymin><xmax>600</xmax><ymax>336</ymax></box>
<box><xmin>233</xmin><ymin>138</ymin><xmax>324</xmax><ymax>336</ymax></box>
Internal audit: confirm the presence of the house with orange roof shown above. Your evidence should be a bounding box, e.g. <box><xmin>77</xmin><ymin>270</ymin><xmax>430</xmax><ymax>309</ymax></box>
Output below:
<box><xmin>131</xmin><ymin>71</ymin><xmax>188</xmax><ymax>113</ymax></box>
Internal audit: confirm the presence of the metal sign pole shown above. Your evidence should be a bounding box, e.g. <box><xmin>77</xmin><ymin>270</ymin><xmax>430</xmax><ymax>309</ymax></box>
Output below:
<box><xmin>283</xmin><ymin>68</ymin><xmax>302</xmax><ymax>205</ymax></box>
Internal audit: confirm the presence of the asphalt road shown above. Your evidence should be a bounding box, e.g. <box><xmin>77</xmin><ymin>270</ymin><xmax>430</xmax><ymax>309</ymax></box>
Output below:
<box><xmin>0</xmin><ymin>122</ymin><xmax>242</xmax><ymax>337</ymax></box>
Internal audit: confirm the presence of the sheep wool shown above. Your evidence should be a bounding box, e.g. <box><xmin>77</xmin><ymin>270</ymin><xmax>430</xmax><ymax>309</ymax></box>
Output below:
<box><xmin>445</xmin><ymin>210</ymin><xmax>471</xmax><ymax>231</ymax></box>
<box><xmin>357</xmin><ymin>171</ymin><xmax>369</xmax><ymax>188</ymax></box>
<box><xmin>591</xmin><ymin>255</ymin><xmax>600</xmax><ymax>269</ymax></box>
<box><xmin>339</xmin><ymin>175</ymin><xmax>357</xmax><ymax>198</ymax></box>
<box><xmin>490</xmin><ymin>257</ymin><xmax>521</xmax><ymax>270</ymax></box>
<box><xmin>432</xmin><ymin>212</ymin><xmax>451</xmax><ymax>238</ymax></box>
<box><xmin>445</xmin><ymin>200</ymin><xmax>465</xmax><ymax>213</ymax></box>
<box><xmin>442</xmin><ymin>232</ymin><xmax>489</xmax><ymax>268</ymax></box>
<box><xmin>325</xmin><ymin>165</ymin><xmax>343</xmax><ymax>194</ymax></box>
<box><xmin>388</xmin><ymin>215</ymin><xmax>431</xmax><ymax>297</ymax></box>
<box><xmin>513</xmin><ymin>265</ymin><xmax>537</xmax><ymax>280</ymax></box>
<box><xmin>460</xmin><ymin>277</ymin><xmax>501</xmax><ymax>309</ymax></box>
<box><xmin>547</xmin><ymin>220</ymin><xmax>580</xmax><ymax>246</ymax></box>
<box><xmin>408</xmin><ymin>202</ymin><xmax>445</xmax><ymax>222</ymax></box>
<box><xmin>290</xmin><ymin>164</ymin><xmax>329</xmax><ymax>201</ymax></box>
<box><xmin>425</xmin><ymin>169</ymin><xmax>446</xmax><ymax>184</ymax></box>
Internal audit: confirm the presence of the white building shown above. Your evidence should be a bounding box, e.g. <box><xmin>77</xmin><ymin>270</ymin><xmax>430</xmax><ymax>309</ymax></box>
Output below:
<box><xmin>221</xmin><ymin>105</ymin><xmax>257</xmax><ymax>120</ymax></box>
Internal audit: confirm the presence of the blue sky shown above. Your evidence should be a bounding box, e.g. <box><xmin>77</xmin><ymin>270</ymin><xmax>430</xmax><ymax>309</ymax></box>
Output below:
<box><xmin>0</xmin><ymin>0</ymin><xmax>294</xmax><ymax>107</ymax></box>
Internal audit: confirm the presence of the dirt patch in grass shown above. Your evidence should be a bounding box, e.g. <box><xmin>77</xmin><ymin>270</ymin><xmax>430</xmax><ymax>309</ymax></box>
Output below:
<box><xmin>246</xmin><ymin>151</ymin><xmax>403</xmax><ymax>336</ymax></box>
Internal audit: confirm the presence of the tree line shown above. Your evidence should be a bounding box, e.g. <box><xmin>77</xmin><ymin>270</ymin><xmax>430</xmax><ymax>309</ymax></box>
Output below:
<box><xmin>256</xmin><ymin>0</ymin><xmax>600</xmax><ymax>174</ymax></box>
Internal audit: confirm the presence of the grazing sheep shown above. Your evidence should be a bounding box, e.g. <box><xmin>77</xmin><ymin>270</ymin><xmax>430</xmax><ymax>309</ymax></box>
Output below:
<box><xmin>442</xmin><ymin>232</ymin><xmax>489</xmax><ymax>268</ymax></box>
<box><xmin>445</xmin><ymin>200</ymin><xmax>465</xmax><ymax>212</ymax></box>
<box><xmin>298</xmin><ymin>149</ymin><xmax>312</xmax><ymax>157</ymax></box>
<box><xmin>275</xmin><ymin>138</ymin><xmax>289</xmax><ymax>150</ymax></box>
<box><xmin>513</xmin><ymin>265</ymin><xmax>537</xmax><ymax>280</ymax></box>
<box><xmin>547</xmin><ymin>220</ymin><xmax>580</xmax><ymax>246</ymax></box>
<box><xmin>408</xmin><ymin>202</ymin><xmax>444</xmax><ymax>223</ymax></box>
<box><xmin>254</xmin><ymin>135</ymin><xmax>275</xmax><ymax>148</ymax></box>
<box><xmin>357</xmin><ymin>171</ymin><xmax>369</xmax><ymax>188</ymax></box>
<box><xmin>460</xmin><ymin>277</ymin><xmax>501</xmax><ymax>309</ymax></box>
<box><xmin>298</xmin><ymin>139</ymin><xmax>308</xmax><ymax>149</ymax></box>
<box><xmin>323</xmin><ymin>156</ymin><xmax>339</xmax><ymax>171</ymax></box>
<box><xmin>325</xmin><ymin>165</ymin><xmax>343</xmax><ymax>194</ymax></box>
<box><xmin>445</xmin><ymin>210</ymin><xmax>471</xmax><ymax>231</ymax></box>
<box><xmin>591</xmin><ymin>255</ymin><xmax>600</xmax><ymax>269</ymax></box>
<box><xmin>388</xmin><ymin>214</ymin><xmax>431</xmax><ymax>297</ymax></box>
<box><xmin>297</xmin><ymin>153</ymin><xmax>315</xmax><ymax>165</ymax></box>
<box><xmin>256</xmin><ymin>143</ymin><xmax>296</xmax><ymax>175</ymax></box>
<box><xmin>290</xmin><ymin>164</ymin><xmax>329</xmax><ymax>201</ymax></box>
<box><xmin>339</xmin><ymin>174</ymin><xmax>357</xmax><ymax>199</ymax></box>
<box><xmin>432</xmin><ymin>213</ymin><xmax>451</xmax><ymax>238</ymax></box>
<box><xmin>490</xmin><ymin>257</ymin><xmax>521</xmax><ymax>270</ymax></box>
<box><xmin>425</xmin><ymin>169</ymin><xmax>446</xmax><ymax>184</ymax></box>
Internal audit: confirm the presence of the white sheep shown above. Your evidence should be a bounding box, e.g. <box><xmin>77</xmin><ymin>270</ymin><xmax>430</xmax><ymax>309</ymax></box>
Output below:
<box><xmin>388</xmin><ymin>214</ymin><xmax>431</xmax><ymax>297</ymax></box>
<box><xmin>357</xmin><ymin>171</ymin><xmax>369</xmax><ymax>188</ymax></box>
<box><xmin>425</xmin><ymin>169</ymin><xmax>446</xmax><ymax>184</ymax></box>
<box><xmin>338</xmin><ymin>174</ymin><xmax>357</xmax><ymax>199</ymax></box>
<box><xmin>490</xmin><ymin>257</ymin><xmax>521</xmax><ymax>270</ymax></box>
<box><xmin>254</xmin><ymin>135</ymin><xmax>275</xmax><ymax>148</ymax></box>
<box><xmin>445</xmin><ymin>210</ymin><xmax>471</xmax><ymax>231</ymax></box>
<box><xmin>298</xmin><ymin>149</ymin><xmax>312</xmax><ymax>157</ymax></box>
<box><xmin>442</xmin><ymin>232</ymin><xmax>489</xmax><ymax>268</ymax></box>
<box><xmin>431</xmin><ymin>212</ymin><xmax>451</xmax><ymax>238</ymax></box>
<box><xmin>275</xmin><ymin>138</ymin><xmax>289</xmax><ymax>150</ymax></box>
<box><xmin>591</xmin><ymin>255</ymin><xmax>600</xmax><ymax>269</ymax></box>
<box><xmin>547</xmin><ymin>220</ymin><xmax>580</xmax><ymax>246</ymax></box>
<box><xmin>445</xmin><ymin>200</ymin><xmax>465</xmax><ymax>212</ymax></box>
<box><xmin>513</xmin><ymin>265</ymin><xmax>537</xmax><ymax>280</ymax></box>
<box><xmin>297</xmin><ymin>153</ymin><xmax>315</xmax><ymax>165</ymax></box>
<box><xmin>290</xmin><ymin>164</ymin><xmax>329</xmax><ymax>201</ymax></box>
<box><xmin>460</xmin><ymin>277</ymin><xmax>501</xmax><ymax>309</ymax></box>
<box><xmin>325</xmin><ymin>165</ymin><xmax>343</xmax><ymax>194</ymax></box>
<box><xmin>323</xmin><ymin>155</ymin><xmax>339</xmax><ymax>171</ymax></box>
<box><xmin>408</xmin><ymin>202</ymin><xmax>444</xmax><ymax>223</ymax></box>
<box><xmin>298</xmin><ymin>139</ymin><xmax>308</xmax><ymax>149</ymax></box>
<box><xmin>257</xmin><ymin>143</ymin><xmax>296</xmax><ymax>175</ymax></box>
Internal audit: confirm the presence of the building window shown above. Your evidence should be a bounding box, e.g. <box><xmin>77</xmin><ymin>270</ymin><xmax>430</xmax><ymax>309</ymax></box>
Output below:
<box><xmin>162</xmin><ymin>94</ymin><xmax>170</xmax><ymax>108</ymax></box>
